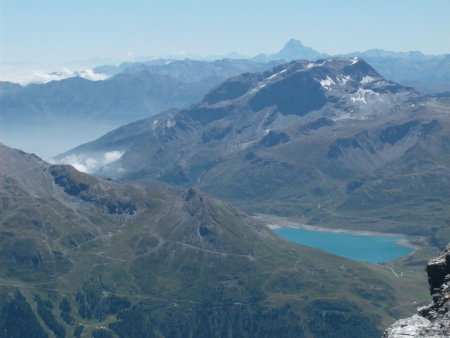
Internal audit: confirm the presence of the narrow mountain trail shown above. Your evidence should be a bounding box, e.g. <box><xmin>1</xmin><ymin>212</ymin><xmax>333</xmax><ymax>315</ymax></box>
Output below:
<box><xmin>167</xmin><ymin>240</ymin><xmax>254</xmax><ymax>259</ymax></box>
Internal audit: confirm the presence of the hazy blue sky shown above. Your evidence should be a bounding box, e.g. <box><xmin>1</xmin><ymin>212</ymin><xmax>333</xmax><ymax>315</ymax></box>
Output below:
<box><xmin>1</xmin><ymin>0</ymin><xmax>450</xmax><ymax>63</ymax></box>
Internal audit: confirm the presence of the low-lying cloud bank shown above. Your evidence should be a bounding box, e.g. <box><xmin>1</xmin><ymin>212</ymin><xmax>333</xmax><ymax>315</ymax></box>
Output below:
<box><xmin>52</xmin><ymin>151</ymin><xmax>124</xmax><ymax>174</ymax></box>
<box><xmin>0</xmin><ymin>67</ymin><xmax>109</xmax><ymax>85</ymax></box>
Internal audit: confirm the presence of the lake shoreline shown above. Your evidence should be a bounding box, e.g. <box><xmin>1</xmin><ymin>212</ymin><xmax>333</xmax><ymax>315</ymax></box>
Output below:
<box><xmin>254</xmin><ymin>213</ymin><xmax>420</xmax><ymax>253</ymax></box>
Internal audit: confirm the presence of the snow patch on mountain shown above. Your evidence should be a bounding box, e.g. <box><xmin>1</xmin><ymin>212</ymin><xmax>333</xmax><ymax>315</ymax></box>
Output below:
<box><xmin>337</xmin><ymin>75</ymin><xmax>351</xmax><ymax>85</ymax></box>
<box><xmin>306</xmin><ymin>60</ymin><xmax>327</xmax><ymax>69</ymax></box>
<box><xmin>247</xmin><ymin>68</ymin><xmax>289</xmax><ymax>96</ymax></box>
<box><xmin>320</xmin><ymin>76</ymin><xmax>336</xmax><ymax>90</ymax></box>
<box><xmin>165</xmin><ymin>119</ymin><xmax>176</xmax><ymax>128</ymax></box>
<box><xmin>361</xmin><ymin>75</ymin><xmax>376</xmax><ymax>84</ymax></box>
<box><xmin>350</xmin><ymin>56</ymin><xmax>359</xmax><ymax>64</ymax></box>
<box><xmin>266</xmin><ymin>68</ymin><xmax>287</xmax><ymax>80</ymax></box>
<box><xmin>350</xmin><ymin>88</ymin><xmax>379</xmax><ymax>103</ymax></box>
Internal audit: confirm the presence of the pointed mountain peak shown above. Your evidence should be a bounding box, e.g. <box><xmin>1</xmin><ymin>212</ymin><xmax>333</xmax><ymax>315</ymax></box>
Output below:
<box><xmin>252</xmin><ymin>39</ymin><xmax>327</xmax><ymax>63</ymax></box>
<box><xmin>276</xmin><ymin>39</ymin><xmax>327</xmax><ymax>61</ymax></box>
<box><xmin>282</xmin><ymin>39</ymin><xmax>305</xmax><ymax>49</ymax></box>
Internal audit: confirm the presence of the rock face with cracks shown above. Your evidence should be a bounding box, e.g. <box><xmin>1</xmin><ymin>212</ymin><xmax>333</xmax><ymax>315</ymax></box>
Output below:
<box><xmin>384</xmin><ymin>245</ymin><xmax>450</xmax><ymax>338</ymax></box>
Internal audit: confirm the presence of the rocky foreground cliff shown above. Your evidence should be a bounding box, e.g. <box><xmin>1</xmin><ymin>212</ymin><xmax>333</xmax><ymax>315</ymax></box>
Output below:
<box><xmin>384</xmin><ymin>245</ymin><xmax>450</xmax><ymax>337</ymax></box>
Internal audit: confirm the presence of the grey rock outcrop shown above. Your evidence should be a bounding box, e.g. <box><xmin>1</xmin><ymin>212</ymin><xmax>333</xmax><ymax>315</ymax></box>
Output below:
<box><xmin>383</xmin><ymin>245</ymin><xmax>450</xmax><ymax>337</ymax></box>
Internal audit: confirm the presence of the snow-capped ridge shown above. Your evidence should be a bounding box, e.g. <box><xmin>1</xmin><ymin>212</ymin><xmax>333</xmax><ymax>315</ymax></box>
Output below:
<box><xmin>320</xmin><ymin>76</ymin><xmax>336</xmax><ymax>90</ymax></box>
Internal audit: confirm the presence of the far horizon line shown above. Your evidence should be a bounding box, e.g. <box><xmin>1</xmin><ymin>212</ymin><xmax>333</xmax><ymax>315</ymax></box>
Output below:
<box><xmin>1</xmin><ymin>38</ymin><xmax>449</xmax><ymax>68</ymax></box>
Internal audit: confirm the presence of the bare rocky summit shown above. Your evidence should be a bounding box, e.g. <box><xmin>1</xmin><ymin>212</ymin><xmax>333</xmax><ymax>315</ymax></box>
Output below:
<box><xmin>384</xmin><ymin>246</ymin><xmax>450</xmax><ymax>338</ymax></box>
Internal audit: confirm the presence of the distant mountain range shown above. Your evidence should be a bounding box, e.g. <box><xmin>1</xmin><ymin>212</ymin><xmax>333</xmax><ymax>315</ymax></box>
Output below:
<box><xmin>57</xmin><ymin>57</ymin><xmax>450</xmax><ymax>248</ymax></box>
<box><xmin>254</xmin><ymin>40</ymin><xmax>450</xmax><ymax>94</ymax></box>
<box><xmin>1</xmin><ymin>39</ymin><xmax>449</xmax><ymax>158</ymax></box>
<box><xmin>1</xmin><ymin>59</ymin><xmax>282</xmax><ymax>126</ymax></box>
<box><xmin>344</xmin><ymin>51</ymin><xmax>450</xmax><ymax>95</ymax></box>
<box><xmin>95</xmin><ymin>40</ymin><xmax>450</xmax><ymax>95</ymax></box>
<box><xmin>0</xmin><ymin>142</ymin><xmax>420</xmax><ymax>337</ymax></box>
<box><xmin>0</xmin><ymin>59</ymin><xmax>281</xmax><ymax>158</ymax></box>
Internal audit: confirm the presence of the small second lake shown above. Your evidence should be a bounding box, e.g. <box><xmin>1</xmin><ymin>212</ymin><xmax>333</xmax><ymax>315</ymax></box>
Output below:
<box><xmin>274</xmin><ymin>227</ymin><xmax>414</xmax><ymax>264</ymax></box>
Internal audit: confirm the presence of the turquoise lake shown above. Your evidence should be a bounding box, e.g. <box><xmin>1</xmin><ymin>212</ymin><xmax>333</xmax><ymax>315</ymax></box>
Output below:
<box><xmin>274</xmin><ymin>227</ymin><xmax>414</xmax><ymax>264</ymax></box>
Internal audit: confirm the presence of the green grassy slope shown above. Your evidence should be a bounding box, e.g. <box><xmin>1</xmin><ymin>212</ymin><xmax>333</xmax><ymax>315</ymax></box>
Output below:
<box><xmin>0</xmin><ymin>144</ymin><xmax>430</xmax><ymax>337</ymax></box>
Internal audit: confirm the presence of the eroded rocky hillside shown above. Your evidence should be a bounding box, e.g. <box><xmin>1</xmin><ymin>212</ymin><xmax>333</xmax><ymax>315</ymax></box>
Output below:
<box><xmin>384</xmin><ymin>245</ymin><xmax>450</xmax><ymax>337</ymax></box>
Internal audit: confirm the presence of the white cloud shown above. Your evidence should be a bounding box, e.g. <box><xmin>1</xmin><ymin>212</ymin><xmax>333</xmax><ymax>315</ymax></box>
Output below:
<box><xmin>103</xmin><ymin>150</ymin><xmax>123</xmax><ymax>162</ymax></box>
<box><xmin>31</xmin><ymin>69</ymin><xmax>70</xmax><ymax>83</ymax></box>
<box><xmin>79</xmin><ymin>69</ymin><xmax>109</xmax><ymax>81</ymax></box>
<box><xmin>55</xmin><ymin>151</ymin><xmax>124</xmax><ymax>173</ymax></box>
<box><xmin>0</xmin><ymin>66</ymin><xmax>109</xmax><ymax>84</ymax></box>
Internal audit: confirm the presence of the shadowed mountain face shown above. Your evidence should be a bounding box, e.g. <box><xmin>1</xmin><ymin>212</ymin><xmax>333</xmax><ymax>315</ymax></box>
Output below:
<box><xmin>0</xmin><ymin>143</ymin><xmax>420</xmax><ymax>337</ymax></box>
<box><xmin>58</xmin><ymin>57</ymin><xmax>450</xmax><ymax>245</ymax></box>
